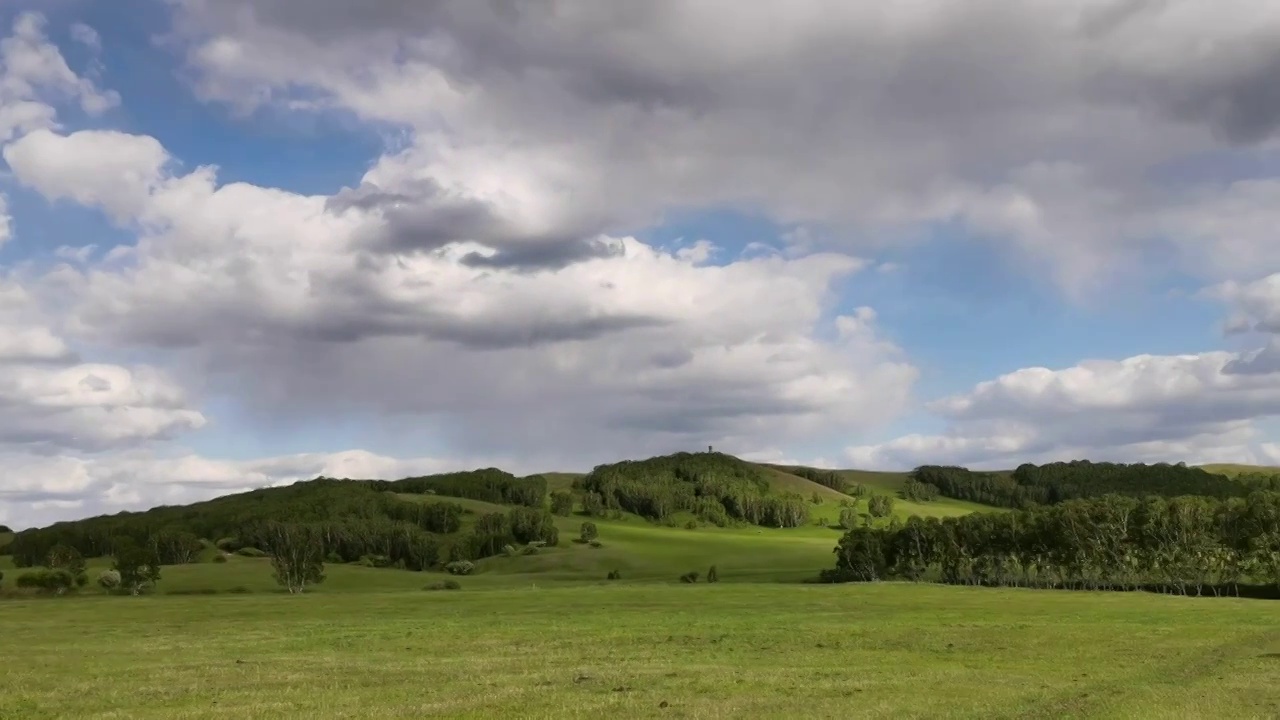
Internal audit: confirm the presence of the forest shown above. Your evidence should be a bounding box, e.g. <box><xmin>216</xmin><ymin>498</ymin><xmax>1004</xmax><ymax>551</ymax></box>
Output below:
<box><xmin>824</xmin><ymin>491</ymin><xmax>1280</xmax><ymax>596</ymax></box>
<box><xmin>5</xmin><ymin>473</ymin><xmax>553</xmax><ymax>569</ymax></box>
<box><xmin>575</xmin><ymin>452</ymin><xmax>811</xmax><ymax>527</ymax></box>
<box><xmin>910</xmin><ymin>460</ymin><xmax>1246</xmax><ymax>508</ymax></box>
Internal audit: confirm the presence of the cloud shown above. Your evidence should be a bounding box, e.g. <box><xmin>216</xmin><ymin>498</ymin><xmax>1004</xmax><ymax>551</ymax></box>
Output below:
<box><xmin>0</xmin><ymin>12</ymin><xmax>118</xmax><ymax>141</ymax></box>
<box><xmin>0</xmin><ymin>279</ymin><xmax>205</xmax><ymax>454</ymax></box>
<box><xmin>160</xmin><ymin>0</ymin><xmax>1280</xmax><ymax>291</ymax></box>
<box><xmin>847</xmin><ymin>349</ymin><xmax>1280</xmax><ymax>469</ymax></box>
<box><xmin>0</xmin><ymin>193</ymin><xmax>11</xmax><ymax>246</ymax></box>
<box><xmin>4</xmin><ymin>125</ymin><xmax>915</xmax><ymax>463</ymax></box>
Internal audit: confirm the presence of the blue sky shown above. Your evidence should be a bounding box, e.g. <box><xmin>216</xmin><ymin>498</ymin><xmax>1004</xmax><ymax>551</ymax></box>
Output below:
<box><xmin>4</xmin><ymin>1</ymin><xmax>1280</xmax><ymax>527</ymax></box>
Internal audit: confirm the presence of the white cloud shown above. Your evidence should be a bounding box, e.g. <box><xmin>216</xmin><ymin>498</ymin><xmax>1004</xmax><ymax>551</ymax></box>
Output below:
<box><xmin>0</xmin><ymin>193</ymin><xmax>11</xmax><ymax>246</ymax></box>
<box><xmin>0</xmin><ymin>279</ymin><xmax>205</xmax><ymax>454</ymax></box>
<box><xmin>0</xmin><ymin>12</ymin><xmax>118</xmax><ymax>141</ymax></box>
<box><xmin>847</xmin><ymin>349</ymin><xmax>1280</xmax><ymax>469</ymax></box>
<box><xmin>160</xmin><ymin>0</ymin><xmax>1280</xmax><ymax>290</ymax></box>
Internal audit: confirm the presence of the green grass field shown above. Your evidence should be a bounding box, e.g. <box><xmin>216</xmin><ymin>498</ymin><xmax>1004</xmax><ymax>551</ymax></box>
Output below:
<box><xmin>2</xmin><ymin>583</ymin><xmax>1278</xmax><ymax>719</ymax></box>
<box><xmin>5</xmin><ymin>464</ymin><xmax>1279</xmax><ymax>718</ymax></box>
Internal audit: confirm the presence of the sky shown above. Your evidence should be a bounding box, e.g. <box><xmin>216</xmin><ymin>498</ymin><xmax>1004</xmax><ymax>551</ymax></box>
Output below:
<box><xmin>5</xmin><ymin>1</ymin><xmax>1280</xmax><ymax>528</ymax></box>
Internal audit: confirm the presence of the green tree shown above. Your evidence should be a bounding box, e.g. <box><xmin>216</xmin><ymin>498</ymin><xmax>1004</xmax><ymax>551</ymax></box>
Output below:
<box><xmin>579</xmin><ymin>521</ymin><xmax>599</xmax><ymax>543</ymax></box>
<box><xmin>46</xmin><ymin>544</ymin><xmax>88</xmax><ymax>587</ymax></box>
<box><xmin>113</xmin><ymin>541</ymin><xmax>161</xmax><ymax>595</ymax></box>
<box><xmin>549</xmin><ymin>491</ymin><xmax>575</xmax><ymax>516</ymax></box>
<box><xmin>867</xmin><ymin>495</ymin><xmax>894</xmax><ymax>519</ymax></box>
<box><xmin>263</xmin><ymin>522</ymin><xmax>326</xmax><ymax>594</ymax></box>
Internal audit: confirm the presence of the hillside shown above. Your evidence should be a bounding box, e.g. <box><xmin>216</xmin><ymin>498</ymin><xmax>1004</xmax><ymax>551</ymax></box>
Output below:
<box><xmin>0</xmin><ymin>451</ymin><xmax>1001</xmax><ymax>591</ymax></box>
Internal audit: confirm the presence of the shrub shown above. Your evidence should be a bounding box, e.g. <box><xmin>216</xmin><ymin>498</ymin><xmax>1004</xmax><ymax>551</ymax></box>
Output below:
<box><xmin>549</xmin><ymin>491</ymin><xmax>575</xmax><ymax>516</ymax></box>
<box><xmin>236</xmin><ymin>546</ymin><xmax>267</xmax><ymax>558</ymax></box>
<box><xmin>214</xmin><ymin>537</ymin><xmax>240</xmax><ymax>552</ymax></box>
<box><xmin>113</xmin><ymin>540</ymin><xmax>162</xmax><ymax>595</ymax></box>
<box><xmin>503</xmin><ymin>544</ymin><xmax>519</xmax><ymax>557</ymax></box>
<box><xmin>606</xmin><ymin>570</ymin><xmax>622</xmax><ymax>580</ymax></box>
<box><xmin>520</xmin><ymin>545</ymin><xmax>539</xmax><ymax>556</ymax></box>
<box><xmin>228</xmin><ymin>586</ymin><xmax>251</xmax><ymax>594</ymax></box>
<box><xmin>212</xmin><ymin>554</ymin><xmax>228</xmax><ymax>564</ymax></box>
<box><xmin>579</xmin><ymin>522</ymin><xmax>599</xmax><ymax>543</ymax></box>
<box><xmin>707</xmin><ymin>565</ymin><xmax>719</xmax><ymax>583</ymax></box>
<box><xmin>848</xmin><ymin>483</ymin><xmax>868</xmax><ymax>498</ymax></box>
<box><xmin>679</xmin><ymin>571</ymin><xmax>699</xmax><ymax>584</ymax></box>
<box><xmin>97</xmin><ymin>569</ymin><xmax>122</xmax><ymax>591</ymax></box>
<box><xmin>867</xmin><ymin>495</ymin><xmax>895</xmax><ymax>518</ymax></box>
<box><xmin>589</xmin><ymin>539</ymin><xmax>603</xmax><ymax>548</ymax></box>
<box><xmin>0</xmin><ymin>570</ymin><xmax>4</xmax><ymax>587</ymax></box>
<box><xmin>358</xmin><ymin>554</ymin><xmax>392</xmax><ymax>568</ymax></box>
<box><xmin>684</xmin><ymin>520</ymin><xmax>698</xmax><ymax>530</ymax></box>
<box><xmin>445</xmin><ymin>560</ymin><xmax>475</xmax><ymax>576</ymax></box>
<box><xmin>528</xmin><ymin>540</ymin><xmax>547</xmax><ymax>548</ymax></box>
<box><xmin>839</xmin><ymin>508</ymin><xmax>861</xmax><ymax>530</ymax></box>
<box><xmin>17</xmin><ymin>568</ymin><xmax>76</xmax><ymax>595</ymax></box>
<box><xmin>325</xmin><ymin>552</ymin><xmax>343</xmax><ymax>564</ymax></box>
<box><xmin>425</xmin><ymin>579</ymin><xmax>462</xmax><ymax>591</ymax></box>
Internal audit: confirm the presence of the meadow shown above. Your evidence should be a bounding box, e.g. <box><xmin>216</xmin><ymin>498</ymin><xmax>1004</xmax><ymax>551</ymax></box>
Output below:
<box><xmin>2</xmin><ymin>582</ymin><xmax>1279</xmax><ymax>719</ymax></box>
<box><xmin>4</xmin><ymin>457</ymin><xmax>1280</xmax><ymax>718</ymax></box>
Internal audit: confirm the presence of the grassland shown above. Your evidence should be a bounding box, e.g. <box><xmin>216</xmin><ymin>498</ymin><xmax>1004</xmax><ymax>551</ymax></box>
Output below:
<box><xmin>1199</xmin><ymin>463</ymin><xmax>1280</xmax><ymax>478</ymax></box>
<box><xmin>6</xmin><ymin>462</ymin><xmax>1277</xmax><ymax>718</ymax></box>
<box><xmin>3</xmin><ymin>583</ymin><xmax>1279</xmax><ymax>719</ymax></box>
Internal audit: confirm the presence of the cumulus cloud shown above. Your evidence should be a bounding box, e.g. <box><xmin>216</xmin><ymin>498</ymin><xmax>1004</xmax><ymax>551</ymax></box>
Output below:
<box><xmin>0</xmin><ymin>13</ymin><xmax>117</xmax><ymax>141</ymax></box>
<box><xmin>161</xmin><ymin>0</ymin><xmax>1280</xmax><ymax>290</ymax></box>
<box><xmin>847</xmin><ymin>350</ymin><xmax>1280</xmax><ymax>469</ymax></box>
<box><xmin>0</xmin><ymin>280</ymin><xmax>205</xmax><ymax>454</ymax></box>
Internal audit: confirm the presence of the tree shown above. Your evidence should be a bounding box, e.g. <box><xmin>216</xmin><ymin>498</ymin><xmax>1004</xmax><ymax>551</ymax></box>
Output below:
<box><xmin>579</xmin><ymin>522</ymin><xmax>599</xmax><ymax>543</ymax></box>
<box><xmin>867</xmin><ymin>495</ymin><xmax>894</xmax><ymax>519</ymax></box>
<box><xmin>113</xmin><ymin>541</ymin><xmax>162</xmax><ymax>595</ymax></box>
<box><xmin>838</xmin><ymin>508</ymin><xmax>861</xmax><ymax>530</ymax></box>
<box><xmin>263</xmin><ymin>522</ymin><xmax>326</xmax><ymax>594</ymax></box>
<box><xmin>549</xmin><ymin>491</ymin><xmax>575</xmax><ymax>516</ymax></box>
<box><xmin>97</xmin><ymin>570</ymin><xmax>122</xmax><ymax>591</ymax></box>
<box><xmin>707</xmin><ymin>565</ymin><xmax>719</xmax><ymax>583</ymax></box>
<box><xmin>46</xmin><ymin>544</ymin><xmax>88</xmax><ymax>587</ymax></box>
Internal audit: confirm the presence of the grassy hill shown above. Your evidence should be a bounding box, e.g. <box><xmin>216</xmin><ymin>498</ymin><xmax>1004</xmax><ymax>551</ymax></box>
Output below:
<box><xmin>0</xmin><ymin>452</ymin><xmax>1004</xmax><ymax>594</ymax></box>
<box><xmin>1199</xmin><ymin>463</ymin><xmax>1280</xmax><ymax>478</ymax></box>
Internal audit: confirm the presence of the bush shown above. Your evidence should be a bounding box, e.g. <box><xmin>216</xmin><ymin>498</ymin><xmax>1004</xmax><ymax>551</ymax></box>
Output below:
<box><xmin>0</xmin><ymin>570</ymin><xmax>4</xmax><ymax>587</ymax></box>
<box><xmin>867</xmin><ymin>495</ymin><xmax>895</xmax><ymax>518</ymax></box>
<box><xmin>236</xmin><ymin>546</ymin><xmax>267</xmax><ymax>558</ymax></box>
<box><xmin>579</xmin><ymin>522</ymin><xmax>599</xmax><ymax>543</ymax></box>
<box><xmin>425</xmin><ymin>579</ymin><xmax>462</xmax><ymax>591</ymax></box>
<box><xmin>520</xmin><ymin>545</ymin><xmax>539</xmax><ymax>556</ymax></box>
<box><xmin>588</xmin><ymin>539</ymin><xmax>603</xmax><ymax>548</ymax></box>
<box><xmin>97</xmin><ymin>570</ymin><xmax>122</xmax><ymax>591</ymax></box>
<box><xmin>212</xmin><ymin>554</ymin><xmax>228</xmax><ymax>564</ymax></box>
<box><xmin>445</xmin><ymin>560</ymin><xmax>475</xmax><ymax>576</ymax></box>
<box><xmin>607</xmin><ymin>569</ymin><xmax>622</xmax><ymax>580</ymax></box>
<box><xmin>707</xmin><ymin>565</ymin><xmax>719</xmax><ymax>583</ymax></box>
<box><xmin>503</xmin><ymin>544</ymin><xmax>519</xmax><ymax>557</ymax></box>
<box><xmin>325</xmin><ymin>552</ymin><xmax>343</xmax><ymax>564</ymax></box>
<box><xmin>17</xmin><ymin>568</ymin><xmax>76</xmax><ymax>594</ymax></box>
<box><xmin>549</xmin><ymin>491</ymin><xmax>575</xmax><ymax>516</ymax></box>
<box><xmin>679</xmin><ymin>571</ymin><xmax>699</xmax><ymax>584</ymax></box>
<box><xmin>357</xmin><ymin>554</ymin><xmax>392</xmax><ymax>568</ymax></box>
<box><xmin>228</xmin><ymin>585</ymin><xmax>251</xmax><ymax>594</ymax></box>
<box><xmin>684</xmin><ymin>520</ymin><xmax>698</xmax><ymax>530</ymax></box>
<box><xmin>214</xmin><ymin>537</ymin><xmax>240</xmax><ymax>552</ymax></box>
<box><xmin>839</xmin><ymin>508</ymin><xmax>861</xmax><ymax>530</ymax></box>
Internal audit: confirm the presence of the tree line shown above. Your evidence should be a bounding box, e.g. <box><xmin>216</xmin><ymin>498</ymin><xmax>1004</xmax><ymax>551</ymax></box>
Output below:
<box><xmin>823</xmin><ymin>491</ymin><xmax>1280</xmax><ymax>597</ymax></box>
<box><xmin>576</xmin><ymin>452</ymin><xmax>811</xmax><ymax>528</ymax></box>
<box><xmin>7</xmin><ymin>474</ymin><xmax>540</xmax><ymax>568</ymax></box>
<box><xmin>910</xmin><ymin>461</ymin><xmax>1245</xmax><ymax>509</ymax></box>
